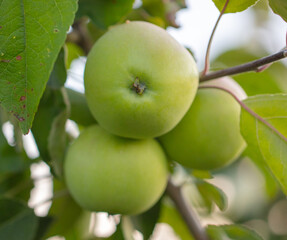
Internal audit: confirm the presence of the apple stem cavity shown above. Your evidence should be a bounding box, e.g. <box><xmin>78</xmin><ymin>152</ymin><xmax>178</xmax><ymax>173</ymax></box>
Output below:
<box><xmin>132</xmin><ymin>77</ymin><xmax>146</xmax><ymax>95</ymax></box>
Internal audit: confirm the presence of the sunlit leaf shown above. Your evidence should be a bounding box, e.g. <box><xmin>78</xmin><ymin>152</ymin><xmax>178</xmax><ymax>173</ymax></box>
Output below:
<box><xmin>212</xmin><ymin>0</ymin><xmax>259</xmax><ymax>13</ymax></box>
<box><xmin>240</xmin><ymin>94</ymin><xmax>287</xmax><ymax>194</ymax></box>
<box><xmin>0</xmin><ymin>0</ymin><xmax>78</xmax><ymax>134</ymax></box>
<box><xmin>269</xmin><ymin>0</ymin><xmax>287</xmax><ymax>22</ymax></box>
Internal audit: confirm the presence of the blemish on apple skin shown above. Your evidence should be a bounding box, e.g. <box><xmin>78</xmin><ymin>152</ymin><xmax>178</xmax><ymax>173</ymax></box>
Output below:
<box><xmin>16</xmin><ymin>55</ymin><xmax>22</xmax><ymax>61</ymax></box>
<box><xmin>20</xmin><ymin>96</ymin><xmax>26</xmax><ymax>101</ymax></box>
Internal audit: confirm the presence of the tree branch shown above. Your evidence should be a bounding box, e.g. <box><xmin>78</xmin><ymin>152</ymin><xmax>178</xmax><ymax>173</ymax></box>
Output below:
<box><xmin>166</xmin><ymin>179</ymin><xmax>209</xmax><ymax>240</ymax></box>
<box><xmin>200</xmin><ymin>49</ymin><xmax>287</xmax><ymax>82</ymax></box>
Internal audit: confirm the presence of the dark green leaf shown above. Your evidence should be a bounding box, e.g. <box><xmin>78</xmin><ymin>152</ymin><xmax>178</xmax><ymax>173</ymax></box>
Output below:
<box><xmin>77</xmin><ymin>0</ymin><xmax>134</xmax><ymax>29</ymax></box>
<box><xmin>240</xmin><ymin>94</ymin><xmax>287</xmax><ymax>194</ymax></box>
<box><xmin>0</xmin><ymin>0</ymin><xmax>78</xmax><ymax>134</ymax></box>
<box><xmin>131</xmin><ymin>199</ymin><xmax>161</xmax><ymax>239</ymax></box>
<box><xmin>207</xmin><ymin>224</ymin><xmax>263</xmax><ymax>240</ymax></box>
<box><xmin>0</xmin><ymin>198</ymin><xmax>38</xmax><ymax>240</ymax></box>
<box><xmin>196</xmin><ymin>180</ymin><xmax>228</xmax><ymax>212</ymax></box>
<box><xmin>32</xmin><ymin>88</ymin><xmax>69</xmax><ymax>177</ymax></box>
<box><xmin>0</xmin><ymin>127</ymin><xmax>25</xmax><ymax>174</ymax></box>
<box><xmin>269</xmin><ymin>0</ymin><xmax>287</xmax><ymax>22</ymax></box>
<box><xmin>66</xmin><ymin>88</ymin><xmax>96</xmax><ymax>126</ymax></box>
<box><xmin>33</xmin><ymin>216</ymin><xmax>54</xmax><ymax>240</ymax></box>
<box><xmin>212</xmin><ymin>0</ymin><xmax>259</xmax><ymax>13</ymax></box>
<box><xmin>48</xmin><ymin>48</ymin><xmax>67</xmax><ymax>89</ymax></box>
<box><xmin>48</xmin><ymin>88</ymin><xmax>70</xmax><ymax>177</ymax></box>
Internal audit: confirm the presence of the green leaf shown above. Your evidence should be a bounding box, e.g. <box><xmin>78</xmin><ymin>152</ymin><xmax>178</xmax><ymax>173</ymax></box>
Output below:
<box><xmin>47</xmin><ymin>88</ymin><xmax>70</xmax><ymax>177</ymax></box>
<box><xmin>127</xmin><ymin>0</ymin><xmax>187</xmax><ymax>28</ymax></box>
<box><xmin>131</xmin><ymin>199</ymin><xmax>161</xmax><ymax>239</ymax></box>
<box><xmin>269</xmin><ymin>0</ymin><xmax>287</xmax><ymax>22</ymax></box>
<box><xmin>66</xmin><ymin>88</ymin><xmax>96</xmax><ymax>126</ymax></box>
<box><xmin>32</xmin><ymin>50</ymin><xmax>69</xmax><ymax>176</ymax></box>
<box><xmin>213</xmin><ymin>48</ymin><xmax>287</xmax><ymax>96</ymax></box>
<box><xmin>212</xmin><ymin>0</ymin><xmax>259</xmax><ymax>13</ymax></box>
<box><xmin>158</xmin><ymin>198</ymin><xmax>194</xmax><ymax>240</ymax></box>
<box><xmin>240</xmin><ymin>94</ymin><xmax>287</xmax><ymax>194</ymax></box>
<box><xmin>32</xmin><ymin>88</ymin><xmax>69</xmax><ymax>176</ymax></box>
<box><xmin>207</xmin><ymin>224</ymin><xmax>263</xmax><ymax>240</ymax></box>
<box><xmin>44</xmin><ymin>179</ymin><xmax>85</xmax><ymax>239</ymax></box>
<box><xmin>48</xmin><ymin>48</ymin><xmax>67</xmax><ymax>89</ymax></box>
<box><xmin>33</xmin><ymin>216</ymin><xmax>54</xmax><ymax>240</ymax></box>
<box><xmin>0</xmin><ymin>198</ymin><xmax>39</xmax><ymax>240</ymax></box>
<box><xmin>0</xmin><ymin>127</ymin><xmax>25</xmax><ymax>174</ymax></box>
<box><xmin>192</xmin><ymin>170</ymin><xmax>213</xmax><ymax>179</ymax></box>
<box><xmin>77</xmin><ymin>0</ymin><xmax>134</xmax><ymax>29</ymax></box>
<box><xmin>0</xmin><ymin>0</ymin><xmax>78</xmax><ymax>134</ymax></box>
<box><xmin>65</xmin><ymin>42</ymin><xmax>84</xmax><ymax>69</ymax></box>
<box><xmin>196</xmin><ymin>180</ymin><xmax>228</xmax><ymax>212</ymax></box>
<box><xmin>242</xmin><ymin>148</ymin><xmax>279</xmax><ymax>199</ymax></box>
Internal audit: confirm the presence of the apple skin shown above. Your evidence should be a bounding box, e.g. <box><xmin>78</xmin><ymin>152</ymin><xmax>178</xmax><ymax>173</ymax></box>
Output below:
<box><xmin>158</xmin><ymin>78</ymin><xmax>246</xmax><ymax>170</ymax></box>
<box><xmin>84</xmin><ymin>21</ymin><xmax>198</xmax><ymax>139</ymax></box>
<box><xmin>64</xmin><ymin>125</ymin><xmax>169</xmax><ymax>215</ymax></box>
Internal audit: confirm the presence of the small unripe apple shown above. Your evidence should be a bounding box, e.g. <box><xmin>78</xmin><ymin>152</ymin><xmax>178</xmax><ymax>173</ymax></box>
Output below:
<box><xmin>64</xmin><ymin>125</ymin><xmax>168</xmax><ymax>215</ymax></box>
<box><xmin>158</xmin><ymin>77</ymin><xmax>246</xmax><ymax>170</ymax></box>
<box><xmin>84</xmin><ymin>21</ymin><xmax>198</xmax><ymax>139</ymax></box>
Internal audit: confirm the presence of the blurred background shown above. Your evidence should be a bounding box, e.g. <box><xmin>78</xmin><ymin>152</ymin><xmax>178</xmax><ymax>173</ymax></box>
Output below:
<box><xmin>2</xmin><ymin>0</ymin><xmax>287</xmax><ymax>239</ymax></box>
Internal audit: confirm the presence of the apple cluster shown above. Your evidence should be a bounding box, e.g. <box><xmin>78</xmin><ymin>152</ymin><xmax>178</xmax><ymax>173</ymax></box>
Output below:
<box><xmin>64</xmin><ymin>21</ymin><xmax>246</xmax><ymax>215</ymax></box>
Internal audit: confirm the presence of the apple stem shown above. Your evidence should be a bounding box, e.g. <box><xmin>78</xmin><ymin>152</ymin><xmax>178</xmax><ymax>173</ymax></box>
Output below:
<box><xmin>200</xmin><ymin>48</ymin><xmax>287</xmax><ymax>82</ymax></box>
<box><xmin>201</xmin><ymin>0</ymin><xmax>230</xmax><ymax>77</ymax></box>
<box><xmin>198</xmin><ymin>85</ymin><xmax>287</xmax><ymax>143</ymax></box>
<box><xmin>166</xmin><ymin>179</ymin><xmax>210</xmax><ymax>240</ymax></box>
<box><xmin>132</xmin><ymin>77</ymin><xmax>146</xmax><ymax>95</ymax></box>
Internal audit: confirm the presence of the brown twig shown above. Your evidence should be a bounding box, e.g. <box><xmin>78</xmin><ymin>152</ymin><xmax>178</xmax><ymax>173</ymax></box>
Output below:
<box><xmin>202</xmin><ymin>0</ymin><xmax>230</xmax><ymax>76</ymax></box>
<box><xmin>166</xmin><ymin>179</ymin><xmax>210</xmax><ymax>240</ymax></box>
<box><xmin>199</xmin><ymin>85</ymin><xmax>287</xmax><ymax>143</ymax></box>
<box><xmin>67</xmin><ymin>19</ymin><xmax>94</xmax><ymax>55</ymax></box>
<box><xmin>200</xmin><ymin>49</ymin><xmax>287</xmax><ymax>82</ymax></box>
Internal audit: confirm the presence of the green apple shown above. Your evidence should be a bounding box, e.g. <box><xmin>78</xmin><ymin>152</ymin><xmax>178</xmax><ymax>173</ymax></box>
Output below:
<box><xmin>64</xmin><ymin>125</ymin><xmax>168</xmax><ymax>215</ymax></box>
<box><xmin>84</xmin><ymin>21</ymin><xmax>198</xmax><ymax>139</ymax></box>
<box><xmin>158</xmin><ymin>78</ymin><xmax>246</xmax><ymax>170</ymax></box>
